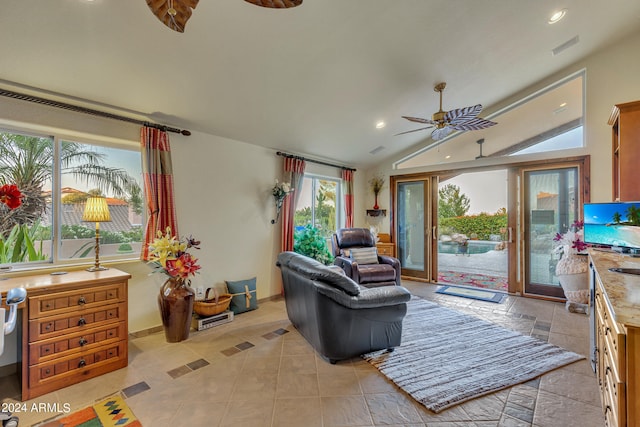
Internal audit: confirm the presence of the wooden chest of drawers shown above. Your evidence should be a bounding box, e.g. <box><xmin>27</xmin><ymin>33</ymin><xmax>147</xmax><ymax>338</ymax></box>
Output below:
<box><xmin>1</xmin><ymin>269</ymin><xmax>132</xmax><ymax>401</ymax></box>
<box><xmin>376</xmin><ymin>243</ymin><xmax>396</xmax><ymax>258</ymax></box>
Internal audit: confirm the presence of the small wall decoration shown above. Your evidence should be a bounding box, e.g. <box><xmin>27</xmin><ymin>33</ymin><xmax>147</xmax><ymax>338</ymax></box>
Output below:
<box><xmin>271</xmin><ymin>179</ymin><xmax>292</xmax><ymax>224</ymax></box>
<box><xmin>368</xmin><ymin>175</ymin><xmax>385</xmax><ymax>210</ymax></box>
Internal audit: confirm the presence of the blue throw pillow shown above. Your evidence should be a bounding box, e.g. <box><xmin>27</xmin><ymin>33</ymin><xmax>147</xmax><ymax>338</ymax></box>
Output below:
<box><xmin>226</xmin><ymin>277</ymin><xmax>258</xmax><ymax>314</ymax></box>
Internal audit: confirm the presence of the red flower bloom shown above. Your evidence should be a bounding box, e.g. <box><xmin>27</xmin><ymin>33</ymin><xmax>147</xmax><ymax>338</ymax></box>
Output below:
<box><xmin>165</xmin><ymin>253</ymin><xmax>201</xmax><ymax>279</ymax></box>
<box><xmin>0</xmin><ymin>184</ymin><xmax>23</xmax><ymax>210</ymax></box>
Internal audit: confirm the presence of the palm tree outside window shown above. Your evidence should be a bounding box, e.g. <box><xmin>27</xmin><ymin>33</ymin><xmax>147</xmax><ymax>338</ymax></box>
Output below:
<box><xmin>0</xmin><ymin>130</ymin><xmax>143</xmax><ymax>268</ymax></box>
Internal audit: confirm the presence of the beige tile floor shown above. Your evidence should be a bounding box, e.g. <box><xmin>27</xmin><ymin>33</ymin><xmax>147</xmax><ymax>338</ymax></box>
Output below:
<box><xmin>0</xmin><ymin>281</ymin><xmax>604</xmax><ymax>427</ymax></box>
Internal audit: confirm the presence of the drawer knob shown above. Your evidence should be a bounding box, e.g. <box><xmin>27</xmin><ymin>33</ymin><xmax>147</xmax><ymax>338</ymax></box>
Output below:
<box><xmin>78</xmin><ymin>359</ymin><xmax>86</xmax><ymax>368</ymax></box>
<box><xmin>45</xmin><ymin>369</ymin><xmax>51</xmax><ymax>375</ymax></box>
<box><xmin>78</xmin><ymin>296</ymin><xmax>86</xmax><ymax>305</ymax></box>
<box><xmin>78</xmin><ymin>318</ymin><xmax>87</xmax><ymax>326</ymax></box>
<box><xmin>79</xmin><ymin>338</ymin><xmax>88</xmax><ymax>346</ymax></box>
<box><xmin>45</xmin><ymin>303</ymin><xmax>51</xmax><ymax>308</ymax></box>
<box><xmin>45</xmin><ymin>323</ymin><xmax>52</xmax><ymax>330</ymax></box>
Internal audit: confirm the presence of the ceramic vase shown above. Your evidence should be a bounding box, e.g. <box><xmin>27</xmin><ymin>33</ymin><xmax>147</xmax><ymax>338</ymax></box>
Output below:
<box><xmin>555</xmin><ymin>249</ymin><xmax>589</xmax><ymax>305</ymax></box>
<box><xmin>373</xmin><ymin>193</ymin><xmax>380</xmax><ymax>210</ymax></box>
<box><xmin>158</xmin><ymin>277</ymin><xmax>195</xmax><ymax>342</ymax></box>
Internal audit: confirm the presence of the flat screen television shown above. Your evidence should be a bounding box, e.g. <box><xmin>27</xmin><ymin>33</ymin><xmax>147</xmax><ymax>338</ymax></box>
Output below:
<box><xmin>583</xmin><ymin>202</ymin><xmax>640</xmax><ymax>249</ymax></box>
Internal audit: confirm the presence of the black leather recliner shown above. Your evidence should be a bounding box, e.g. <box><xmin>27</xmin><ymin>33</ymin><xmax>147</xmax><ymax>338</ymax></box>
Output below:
<box><xmin>331</xmin><ymin>228</ymin><xmax>401</xmax><ymax>288</ymax></box>
<box><xmin>276</xmin><ymin>252</ymin><xmax>411</xmax><ymax>364</ymax></box>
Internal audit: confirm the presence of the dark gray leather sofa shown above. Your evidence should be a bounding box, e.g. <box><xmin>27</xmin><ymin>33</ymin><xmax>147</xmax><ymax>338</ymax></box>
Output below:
<box><xmin>276</xmin><ymin>251</ymin><xmax>411</xmax><ymax>364</ymax></box>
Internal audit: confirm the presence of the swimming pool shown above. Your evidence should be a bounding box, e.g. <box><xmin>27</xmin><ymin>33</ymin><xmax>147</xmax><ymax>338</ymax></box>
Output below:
<box><xmin>438</xmin><ymin>240</ymin><xmax>499</xmax><ymax>255</ymax></box>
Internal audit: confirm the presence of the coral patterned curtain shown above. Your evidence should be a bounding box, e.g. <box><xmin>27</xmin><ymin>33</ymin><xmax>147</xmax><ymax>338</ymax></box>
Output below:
<box><xmin>281</xmin><ymin>157</ymin><xmax>306</xmax><ymax>252</ymax></box>
<box><xmin>140</xmin><ymin>126</ymin><xmax>179</xmax><ymax>260</ymax></box>
<box><xmin>342</xmin><ymin>169</ymin><xmax>354</xmax><ymax>228</ymax></box>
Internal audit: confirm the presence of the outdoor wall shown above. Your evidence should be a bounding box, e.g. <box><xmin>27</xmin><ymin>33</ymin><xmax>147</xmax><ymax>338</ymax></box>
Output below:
<box><xmin>362</xmin><ymin>29</ymin><xmax>640</xmax><ymax>232</ymax></box>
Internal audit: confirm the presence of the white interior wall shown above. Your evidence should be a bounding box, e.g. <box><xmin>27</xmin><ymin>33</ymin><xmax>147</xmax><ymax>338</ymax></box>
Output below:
<box><xmin>0</xmin><ymin>99</ymin><xmax>285</xmax><ymax>369</ymax></box>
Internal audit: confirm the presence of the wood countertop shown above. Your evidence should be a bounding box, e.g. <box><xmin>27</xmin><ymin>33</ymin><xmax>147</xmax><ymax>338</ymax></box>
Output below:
<box><xmin>589</xmin><ymin>248</ymin><xmax>640</xmax><ymax>327</ymax></box>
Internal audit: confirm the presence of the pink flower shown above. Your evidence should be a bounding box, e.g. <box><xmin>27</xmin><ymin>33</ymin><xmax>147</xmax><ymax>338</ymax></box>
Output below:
<box><xmin>0</xmin><ymin>184</ymin><xmax>23</xmax><ymax>210</ymax></box>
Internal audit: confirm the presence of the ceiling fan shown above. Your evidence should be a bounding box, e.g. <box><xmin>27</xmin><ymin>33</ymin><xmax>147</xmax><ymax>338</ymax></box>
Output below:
<box><xmin>397</xmin><ymin>82</ymin><xmax>497</xmax><ymax>141</ymax></box>
<box><xmin>146</xmin><ymin>0</ymin><xmax>302</xmax><ymax>33</ymax></box>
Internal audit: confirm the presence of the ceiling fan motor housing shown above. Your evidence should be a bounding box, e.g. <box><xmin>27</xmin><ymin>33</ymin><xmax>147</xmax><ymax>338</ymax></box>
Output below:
<box><xmin>432</xmin><ymin>110</ymin><xmax>447</xmax><ymax>125</ymax></box>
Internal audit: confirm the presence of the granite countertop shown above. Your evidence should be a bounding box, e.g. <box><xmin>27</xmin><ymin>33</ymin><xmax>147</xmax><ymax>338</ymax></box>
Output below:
<box><xmin>589</xmin><ymin>248</ymin><xmax>640</xmax><ymax>328</ymax></box>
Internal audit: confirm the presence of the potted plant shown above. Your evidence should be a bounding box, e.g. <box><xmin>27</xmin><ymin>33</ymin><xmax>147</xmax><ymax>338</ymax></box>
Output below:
<box><xmin>553</xmin><ymin>220</ymin><xmax>589</xmax><ymax>308</ymax></box>
<box><xmin>293</xmin><ymin>224</ymin><xmax>333</xmax><ymax>265</ymax></box>
<box><xmin>148</xmin><ymin>227</ymin><xmax>201</xmax><ymax>342</ymax></box>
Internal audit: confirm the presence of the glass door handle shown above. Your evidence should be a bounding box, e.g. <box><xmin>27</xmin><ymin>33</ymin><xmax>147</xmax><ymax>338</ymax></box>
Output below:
<box><xmin>432</xmin><ymin>226</ymin><xmax>437</xmax><ymax>240</ymax></box>
<box><xmin>507</xmin><ymin>227</ymin><xmax>513</xmax><ymax>243</ymax></box>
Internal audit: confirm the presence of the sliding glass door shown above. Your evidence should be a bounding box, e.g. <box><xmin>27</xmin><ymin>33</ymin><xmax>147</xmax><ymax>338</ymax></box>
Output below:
<box><xmin>522</xmin><ymin>165</ymin><xmax>581</xmax><ymax>298</ymax></box>
<box><xmin>395</xmin><ymin>177</ymin><xmax>436</xmax><ymax>281</ymax></box>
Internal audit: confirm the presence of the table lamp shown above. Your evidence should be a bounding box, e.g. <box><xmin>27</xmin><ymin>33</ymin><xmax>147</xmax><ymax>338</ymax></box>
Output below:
<box><xmin>82</xmin><ymin>196</ymin><xmax>111</xmax><ymax>271</ymax></box>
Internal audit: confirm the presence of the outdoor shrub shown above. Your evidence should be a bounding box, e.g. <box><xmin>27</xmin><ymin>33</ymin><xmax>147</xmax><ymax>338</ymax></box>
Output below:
<box><xmin>293</xmin><ymin>224</ymin><xmax>334</xmax><ymax>265</ymax></box>
<box><xmin>440</xmin><ymin>213</ymin><xmax>507</xmax><ymax>241</ymax></box>
<box><xmin>117</xmin><ymin>243</ymin><xmax>133</xmax><ymax>252</ymax></box>
<box><xmin>61</xmin><ymin>224</ymin><xmax>95</xmax><ymax>239</ymax></box>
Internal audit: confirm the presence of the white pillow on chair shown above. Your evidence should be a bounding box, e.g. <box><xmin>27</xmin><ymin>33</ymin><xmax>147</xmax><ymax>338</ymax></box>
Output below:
<box><xmin>350</xmin><ymin>247</ymin><xmax>379</xmax><ymax>264</ymax></box>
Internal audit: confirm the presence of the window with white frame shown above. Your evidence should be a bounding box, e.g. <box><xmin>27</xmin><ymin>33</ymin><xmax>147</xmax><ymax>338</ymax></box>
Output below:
<box><xmin>0</xmin><ymin>128</ymin><xmax>143</xmax><ymax>269</ymax></box>
<box><xmin>293</xmin><ymin>175</ymin><xmax>343</xmax><ymax>239</ymax></box>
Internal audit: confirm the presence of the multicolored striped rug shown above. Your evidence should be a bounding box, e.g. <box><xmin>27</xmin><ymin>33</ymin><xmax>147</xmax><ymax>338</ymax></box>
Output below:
<box><xmin>38</xmin><ymin>394</ymin><xmax>141</xmax><ymax>427</ymax></box>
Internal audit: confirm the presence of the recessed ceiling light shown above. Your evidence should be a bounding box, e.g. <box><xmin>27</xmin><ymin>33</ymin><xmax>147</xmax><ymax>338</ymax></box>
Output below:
<box><xmin>559</xmin><ymin>102</ymin><xmax>567</xmax><ymax>107</ymax></box>
<box><xmin>445</xmin><ymin>155</ymin><xmax>451</xmax><ymax>159</ymax></box>
<box><xmin>548</xmin><ymin>9</ymin><xmax>567</xmax><ymax>24</ymax></box>
<box><xmin>375</xmin><ymin>121</ymin><xmax>386</xmax><ymax>129</ymax></box>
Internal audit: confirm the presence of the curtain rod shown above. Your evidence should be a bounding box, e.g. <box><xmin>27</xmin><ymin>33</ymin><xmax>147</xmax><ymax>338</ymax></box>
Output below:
<box><xmin>0</xmin><ymin>88</ymin><xmax>191</xmax><ymax>136</ymax></box>
<box><xmin>276</xmin><ymin>151</ymin><xmax>356</xmax><ymax>172</ymax></box>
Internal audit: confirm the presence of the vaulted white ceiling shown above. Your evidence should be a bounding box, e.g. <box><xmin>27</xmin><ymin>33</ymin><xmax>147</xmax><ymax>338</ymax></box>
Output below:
<box><xmin>1</xmin><ymin>0</ymin><xmax>639</xmax><ymax>168</ymax></box>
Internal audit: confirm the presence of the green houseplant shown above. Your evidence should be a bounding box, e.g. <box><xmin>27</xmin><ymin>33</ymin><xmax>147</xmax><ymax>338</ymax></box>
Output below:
<box><xmin>293</xmin><ymin>224</ymin><xmax>333</xmax><ymax>265</ymax></box>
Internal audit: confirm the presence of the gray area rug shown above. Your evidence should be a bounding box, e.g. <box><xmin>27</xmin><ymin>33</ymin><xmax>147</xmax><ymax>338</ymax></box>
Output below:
<box><xmin>362</xmin><ymin>297</ymin><xmax>584</xmax><ymax>413</ymax></box>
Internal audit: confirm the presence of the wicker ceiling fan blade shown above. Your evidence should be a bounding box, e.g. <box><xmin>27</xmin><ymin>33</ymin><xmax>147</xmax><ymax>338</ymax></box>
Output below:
<box><xmin>445</xmin><ymin>104</ymin><xmax>483</xmax><ymax>125</ymax></box>
<box><xmin>451</xmin><ymin>117</ymin><xmax>498</xmax><ymax>131</ymax></box>
<box><xmin>244</xmin><ymin>0</ymin><xmax>303</xmax><ymax>8</ymax></box>
<box><xmin>394</xmin><ymin>125</ymin><xmax>434</xmax><ymax>136</ymax></box>
<box><xmin>401</xmin><ymin>116</ymin><xmax>437</xmax><ymax>125</ymax></box>
<box><xmin>431</xmin><ymin>126</ymin><xmax>455</xmax><ymax>140</ymax></box>
<box><xmin>146</xmin><ymin>0</ymin><xmax>199</xmax><ymax>33</ymax></box>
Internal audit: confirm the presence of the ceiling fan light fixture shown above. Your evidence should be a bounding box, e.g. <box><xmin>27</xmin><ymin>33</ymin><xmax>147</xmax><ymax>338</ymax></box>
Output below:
<box><xmin>548</xmin><ymin>9</ymin><xmax>567</xmax><ymax>24</ymax></box>
<box><xmin>375</xmin><ymin>121</ymin><xmax>386</xmax><ymax>129</ymax></box>
<box><xmin>146</xmin><ymin>0</ymin><xmax>199</xmax><ymax>33</ymax></box>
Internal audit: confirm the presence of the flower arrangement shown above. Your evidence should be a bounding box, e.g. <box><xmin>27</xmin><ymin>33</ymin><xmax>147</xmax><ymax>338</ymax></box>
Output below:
<box><xmin>553</xmin><ymin>220</ymin><xmax>588</xmax><ymax>256</ymax></box>
<box><xmin>554</xmin><ymin>220</ymin><xmax>589</xmax><ymax>277</ymax></box>
<box><xmin>271</xmin><ymin>180</ymin><xmax>292</xmax><ymax>224</ymax></box>
<box><xmin>0</xmin><ymin>184</ymin><xmax>23</xmax><ymax>210</ymax></box>
<box><xmin>272</xmin><ymin>179</ymin><xmax>291</xmax><ymax>201</ymax></box>
<box><xmin>148</xmin><ymin>227</ymin><xmax>201</xmax><ymax>281</ymax></box>
<box><xmin>368</xmin><ymin>175</ymin><xmax>385</xmax><ymax>196</ymax></box>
